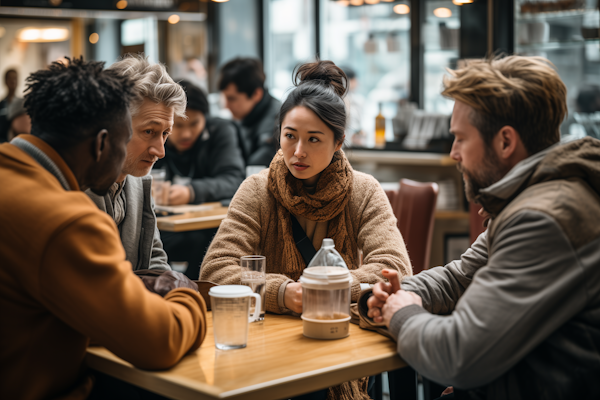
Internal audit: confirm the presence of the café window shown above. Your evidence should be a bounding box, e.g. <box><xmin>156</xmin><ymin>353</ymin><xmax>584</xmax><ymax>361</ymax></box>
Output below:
<box><xmin>263</xmin><ymin>0</ymin><xmax>317</xmax><ymax>101</ymax></box>
<box><xmin>423</xmin><ymin>0</ymin><xmax>460</xmax><ymax>115</ymax></box>
<box><xmin>320</xmin><ymin>0</ymin><xmax>412</xmax><ymax>147</ymax></box>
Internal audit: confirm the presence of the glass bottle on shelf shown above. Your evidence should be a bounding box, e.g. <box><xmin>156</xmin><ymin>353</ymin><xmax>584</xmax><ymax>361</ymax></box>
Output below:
<box><xmin>375</xmin><ymin>103</ymin><xmax>386</xmax><ymax>149</ymax></box>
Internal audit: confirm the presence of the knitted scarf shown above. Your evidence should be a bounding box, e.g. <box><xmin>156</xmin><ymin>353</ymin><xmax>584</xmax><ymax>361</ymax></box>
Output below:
<box><xmin>267</xmin><ymin>149</ymin><xmax>370</xmax><ymax>400</ymax></box>
<box><xmin>267</xmin><ymin>149</ymin><xmax>358</xmax><ymax>279</ymax></box>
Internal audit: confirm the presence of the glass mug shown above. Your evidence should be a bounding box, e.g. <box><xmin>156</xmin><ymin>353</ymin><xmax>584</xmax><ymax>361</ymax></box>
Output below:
<box><xmin>209</xmin><ymin>285</ymin><xmax>262</xmax><ymax>350</ymax></box>
<box><xmin>240</xmin><ymin>255</ymin><xmax>266</xmax><ymax>321</ymax></box>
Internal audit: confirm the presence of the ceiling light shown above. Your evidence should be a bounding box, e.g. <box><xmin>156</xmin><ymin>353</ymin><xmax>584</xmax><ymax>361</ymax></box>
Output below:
<box><xmin>452</xmin><ymin>0</ymin><xmax>474</xmax><ymax>4</ymax></box>
<box><xmin>168</xmin><ymin>14</ymin><xmax>180</xmax><ymax>24</ymax></box>
<box><xmin>89</xmin><ymin>33</ymin><xmax>99</xmax><ymax>44</ymax></box>
<box><xmin>393</xmin><ymin>4</ymin><xmax>410</xmax><ymax>14</ymax></box>
<box><xmin>350</xmin><ymin>0</ymin><xmax>363</xmax><ymax>5</ymax></box>
<box><xmin>18</xmin><ymin>27</ymin><xmax>69</xmax><ymax>42</ymax></box>
<box><xmin>212</xmin><ymin>0</ymin><xmax>230</xmax><ymax>2</ymax></box>
<box><xmin>365</xmin><ymin>0</ymin><xmax>380</xmax><ymax>4</ymax></box>
<box><xmin>337</xmin><ymin>0</ymin><xmax>350</xmax><ymax>5</ymax></box>
<box><xmin>42</xmin><ymin>28</ymin><xmax>68</xmax><ymax>41</ymax></box>
<box><xmin>116</xmin><ymin>0</ymin><xmax>128</xmax><ymax>9</ymax></box>
<box><xmin>433</xmin><ymin>7</ymin><xmax>452</xmax><ymax>18</ymax></box>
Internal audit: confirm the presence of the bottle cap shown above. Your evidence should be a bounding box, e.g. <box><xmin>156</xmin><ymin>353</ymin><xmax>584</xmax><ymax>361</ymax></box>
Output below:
<box><xmin>322</xmin><ymin>238</ymin><xmax>334</xmax><ymax>248</ymax></box>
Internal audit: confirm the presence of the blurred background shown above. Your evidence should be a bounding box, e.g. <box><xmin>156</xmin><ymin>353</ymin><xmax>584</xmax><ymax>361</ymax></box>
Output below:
<box><xmin>1</xmin><ymin>0</ymin><xmax>599</xmax><ymax>268</ymax></box>
<box><xmin>1</xmin><ymin>0</ymin><xmax>598</xmax><ymax>147</ymax></box>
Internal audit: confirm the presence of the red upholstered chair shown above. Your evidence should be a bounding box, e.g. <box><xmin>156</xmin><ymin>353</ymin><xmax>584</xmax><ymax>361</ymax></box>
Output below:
<box><xmin>469</xmin><ymin>202</ymin><xmax>487</xmax><ymax>244</ymax></box>
<box><xmin>385</xmin><ymin>179</ymin><xmax>439</xmax><ymax>275</ymax></box>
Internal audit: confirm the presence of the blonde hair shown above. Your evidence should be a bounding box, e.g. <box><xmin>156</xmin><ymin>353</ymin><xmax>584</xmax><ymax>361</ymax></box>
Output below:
<box><xmin>442</xmin><ymin>55</ymin><xmax>567</xmax><ymax>154</ymax></box>
<box><xmin>108</xmin><ymin>54</ymin><xmax>186</xmax><ymax>118</ymax></box>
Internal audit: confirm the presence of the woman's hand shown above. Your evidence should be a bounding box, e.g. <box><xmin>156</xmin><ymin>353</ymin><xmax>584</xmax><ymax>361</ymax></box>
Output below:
<box><xmin>284</xmin><ymin>282</ymin><xmax>303</xmax><ymax>313</ymax></box>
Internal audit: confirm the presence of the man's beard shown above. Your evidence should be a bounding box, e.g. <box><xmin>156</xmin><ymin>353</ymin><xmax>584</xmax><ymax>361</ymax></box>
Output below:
<box><xmin>122</xmin><ymin>151</ymin><xmax>157</xmax><ymax>177</ymax></box>
<box><xmin>458</xmin><ymin>148</ymin><xmax>509</xmax><ymax>203</ymax></box>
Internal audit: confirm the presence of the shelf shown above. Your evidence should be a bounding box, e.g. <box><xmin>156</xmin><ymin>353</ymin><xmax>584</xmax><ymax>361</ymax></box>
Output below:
<box><xmin>516</xmin><ymin>38</ymin><xmax>599</xmax><ymax>52</ymax></box>
<box><xmin>517</xmin><ymin>9</ymin><xmax>597</xmax><ymax>21</ymax></box>
<box><xmin>346</xmin><ymin>150</ymin><xmax>456</xmax><ymax>167</ymax></box>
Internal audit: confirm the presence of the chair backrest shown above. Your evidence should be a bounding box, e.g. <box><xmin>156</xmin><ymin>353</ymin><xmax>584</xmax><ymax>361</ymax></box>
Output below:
<box><xmin>469</xmin><ymin>202</ymin><xmax>487</xmax><ymax>244</ymax></box>
<box><xmin>387</xmin><ymin>179</ymin><xmax>438</xmax><ymax>274</ymax></box>
<box><xmin>194</xmin><ymin>281</ymin><xmax>218</xmax><ymax>311</ymax></box>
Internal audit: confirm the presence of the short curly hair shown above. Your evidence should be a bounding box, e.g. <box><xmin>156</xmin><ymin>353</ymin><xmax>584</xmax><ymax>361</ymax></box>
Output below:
<box><xmin>442</xmin><ymin>55</ymin><xmax>567</xmax><ymax>155</ymax></box>
<box><xmin>24</xmin><ymin>57</ymin><xmax>134</xmax><ymax>147</ymax></box>
<box><xmin>109</xmin><ymin>54</ymin><xmax>186</xmax><ymax>118</ymax></box>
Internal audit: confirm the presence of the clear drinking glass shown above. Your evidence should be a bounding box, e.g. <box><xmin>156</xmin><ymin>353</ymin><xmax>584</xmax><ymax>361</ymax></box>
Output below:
<box><xmin>150</xmin><ymin>168</ymin><xmax>170</xmax><ymax>206</ymax></box>
<box><xmin>209</xmin><ymin>285</ymin><xmax>261</xmax><ymax>350</ymax></box>
<box><xmin>240</xmin><ymin>255</ymin><xmax>266</xmax><ymax>321</ymax></box>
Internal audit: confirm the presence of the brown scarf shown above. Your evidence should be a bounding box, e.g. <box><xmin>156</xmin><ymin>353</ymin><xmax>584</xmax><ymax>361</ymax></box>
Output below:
<box><xmin>267</xmin><ymin>150</ymin><xmax>370</xmax><ymax>400</ymax></box>
<box><xmin>267</xmin><ymin>149</ymin><xmax>358</xmax><ymax>278</ymax></box>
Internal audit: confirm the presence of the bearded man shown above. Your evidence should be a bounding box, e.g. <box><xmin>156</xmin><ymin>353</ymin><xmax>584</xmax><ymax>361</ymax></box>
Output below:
<box><xmin>366</xmin><ymin>56</ymin><xmax>600</xmax><ymax>399</ymax></box>
<box><xmin>86</xmin><ymin>54</ymin><xmax>186</xmax><ymax>270</ymax></box>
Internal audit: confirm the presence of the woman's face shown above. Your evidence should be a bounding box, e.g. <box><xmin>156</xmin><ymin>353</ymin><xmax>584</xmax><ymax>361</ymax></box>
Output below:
<box><xmin>280</xmin><ymin>106</ymin><xmax>343</xmax><ymax>186</ymax></box>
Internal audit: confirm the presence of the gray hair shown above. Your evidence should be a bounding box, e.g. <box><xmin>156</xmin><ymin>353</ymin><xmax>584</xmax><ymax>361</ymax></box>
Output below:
<box><xmin>108</xmin><ymin>54</ymin><xmax>186</xmax><ymax>118</ymax></box>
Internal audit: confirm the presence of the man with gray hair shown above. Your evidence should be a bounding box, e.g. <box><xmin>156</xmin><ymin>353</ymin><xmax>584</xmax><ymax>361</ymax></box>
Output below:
<box><xmin>86</xmin><ymin>54</ymin><xmax>187</xmax><ymax>271</ymax></box>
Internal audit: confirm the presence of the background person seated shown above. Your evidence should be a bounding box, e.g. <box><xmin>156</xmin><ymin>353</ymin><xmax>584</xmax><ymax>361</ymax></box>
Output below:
<box><xmin>155</xmin><ymin>79</ymin><xmax>245</xmax><ymax>279</ymax></box>
<box><xmin>154</xmin><ymin>80</ymin><xmax>245</xmax><ymax>205</ymax></box>
<box><xmin>5</xmin><ymin>97</ymin><xmax>31</xmax><ymax>141</ymax></box>
<box><xmin>219</xmin><ymin>57</ymin><xmax>280</xmax><ymax>167</ymax></box>
<box><xmin>0</xmin><ymin>68</ymin><xmax>19</xmax><ymax>143</ymax></box>
<box><xmin>366</xmin><ymin>55</ymin><xmax>600</xmax><ymax>400</ymax></box>
<box><xmin>86</xmin><ymin>54</ymin><xmax>186</xmax><ymax>271</ymax></box>
<box><xmin>0</xmin><ymin>57</ymin><xmax>207</xmax><ymax>400</ymax></box>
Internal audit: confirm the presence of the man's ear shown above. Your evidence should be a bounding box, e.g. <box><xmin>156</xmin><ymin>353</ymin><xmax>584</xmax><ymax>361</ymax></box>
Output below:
<box><xmin>496</xmin><ymin>126</ymin><xmax>519</xmax><ymax>159</ymax></box>
<box><xmin>251</xmin><ymin>87</ymin><xmax>264</xmax><ymax>103</ymax></box>
<box><xmin>94</xmin><ymin>129</ymin><xmax>109</xmax><ymax>162</ymax></box>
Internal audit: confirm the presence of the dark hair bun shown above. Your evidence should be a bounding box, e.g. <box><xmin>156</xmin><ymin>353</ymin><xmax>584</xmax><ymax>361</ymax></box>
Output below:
<box><xmin>293</xmin><ymin>60</ymin><xmax>348</xmax><ymax>98</ymax></box>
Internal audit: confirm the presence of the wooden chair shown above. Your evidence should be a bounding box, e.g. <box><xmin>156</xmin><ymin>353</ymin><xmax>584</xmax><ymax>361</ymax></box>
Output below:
<box><xmin>385</xmin><ymin>179</ymin><xmax>439</xmax><ymax>275</ymax></box>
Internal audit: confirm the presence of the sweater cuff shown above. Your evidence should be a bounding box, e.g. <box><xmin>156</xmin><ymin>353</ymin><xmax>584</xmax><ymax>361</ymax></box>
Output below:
<box><xmin>278</xmin><ymin>279</ymin><xmax>295</xmax><ymax>314</ymax></box>
<box><xmin>389</xmin><ymin>304</ymin><xmax>428</xmax><ymax>339</ymax></box>
<box><xmin>186</xmin><ymin>184</ymin><xmax>195</xmax><ymax>203</ymax></box>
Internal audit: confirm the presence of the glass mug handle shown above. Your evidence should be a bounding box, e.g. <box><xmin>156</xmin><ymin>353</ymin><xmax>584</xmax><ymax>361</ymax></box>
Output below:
<box><xmin>248</xmin><ymin>293</ymin><xmax>261</xmax><ymax>322</ymax></box>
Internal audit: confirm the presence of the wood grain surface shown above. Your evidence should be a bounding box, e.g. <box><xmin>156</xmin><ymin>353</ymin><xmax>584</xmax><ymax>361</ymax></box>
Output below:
<box><xmin>86</xmin><ymin>313</ymin><xmax>406</xmax><ymax>400</ymax></box>
<box><xmin>156</xmin><ymin>206</ymin><xmax>229</xmax><ymax>232</ymax></box>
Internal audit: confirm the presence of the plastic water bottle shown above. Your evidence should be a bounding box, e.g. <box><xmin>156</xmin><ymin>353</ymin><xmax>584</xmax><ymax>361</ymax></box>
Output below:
<box><xmin>306</xmin><ymin>238</ymin><xmax>348</xmax><ymax>271</ymax></box>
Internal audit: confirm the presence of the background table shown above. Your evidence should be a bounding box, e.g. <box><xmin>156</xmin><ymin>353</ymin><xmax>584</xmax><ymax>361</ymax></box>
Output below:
<box><xmin>156</xmin><ymin>203</ymin><xmax>229</xmax><ymax>232</ymax></box>
<box><xmin>86</xmin><ymin>313</ymin><xmax>406</xmax><ymax>400</ymax></box>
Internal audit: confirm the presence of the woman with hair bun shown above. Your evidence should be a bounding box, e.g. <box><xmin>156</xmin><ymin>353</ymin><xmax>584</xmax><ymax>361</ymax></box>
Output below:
<box><xmin>201</xmin><ymin>60</ymin><xmax>411</xmax><ymax>399</ymax></box>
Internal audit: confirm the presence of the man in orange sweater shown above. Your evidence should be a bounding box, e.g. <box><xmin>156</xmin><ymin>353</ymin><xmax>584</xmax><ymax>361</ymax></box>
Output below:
<box><xmin>0</xmin><ymin>58</ymin><xmax>207</xmax><ymax>400</ymax></box>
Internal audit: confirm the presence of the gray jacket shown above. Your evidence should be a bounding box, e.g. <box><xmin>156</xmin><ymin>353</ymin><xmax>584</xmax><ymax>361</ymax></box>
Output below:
<box><xmin>86</xmin><ymin>175</ymin><xmax>170</xmax><ymax>271</ymax></box>
<box><xmin>389</xmin><ymin>137</ymin><xmax>600</xmax><ymax>399</ymax></box>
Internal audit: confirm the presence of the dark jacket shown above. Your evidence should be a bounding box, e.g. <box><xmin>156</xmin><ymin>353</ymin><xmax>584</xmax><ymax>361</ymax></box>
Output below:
<box><xmin>155</xmin><ymin>117</ymin><xmax>245</xmax><ymax>204</ymax></box>
<box><xmin>386</xmin><ymin>137</ymin><xmax>600</xmax><ymax>399</ymax></box>
<box><xmin>239</xmin><ymin>90</ymin><xmax>280</xmax><ymax>166</ymax></box>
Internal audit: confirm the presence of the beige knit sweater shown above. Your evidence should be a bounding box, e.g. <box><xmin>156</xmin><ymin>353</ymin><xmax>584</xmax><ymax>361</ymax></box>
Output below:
<box><xmin>200</xmin><ymin>168</ymin><xmax>412</xmax><ymax>313</ymax></box>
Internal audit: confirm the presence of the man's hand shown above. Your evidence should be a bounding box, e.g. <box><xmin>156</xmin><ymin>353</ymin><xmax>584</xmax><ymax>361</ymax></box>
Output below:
<box><xmin>140</xmin><ymin>270</ymin><xmax>199</xmax><ymax>297</ymax></box>
<box><xmin>284</xmin><ymin>282</ymin><xmax>303</xmax><ymax>313</ymax></box>
<box><xmin>381</xmin><ymin>290</ymin><xmax>423</xmax><ymax>327</ymax></box>
<box><xmin>367</xmin><ymin>269</ymin><xmax>401</xmax><ymax>323</ymax></box>
<box><xmin>168</xmin><ymin>184</ymin><xmax>191</xmax><ymax>205</ymax></box>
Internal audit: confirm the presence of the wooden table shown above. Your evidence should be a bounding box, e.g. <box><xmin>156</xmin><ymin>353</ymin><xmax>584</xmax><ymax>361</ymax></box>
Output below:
<box><xmin>86</xmin><ymin>313</ymin><xmax>406</xmax><ymax>400</ymax></box>
<box><xmin>156</xmin><ymin>203</ymin><xmax>229</xmax><ymax>232</ymax></box>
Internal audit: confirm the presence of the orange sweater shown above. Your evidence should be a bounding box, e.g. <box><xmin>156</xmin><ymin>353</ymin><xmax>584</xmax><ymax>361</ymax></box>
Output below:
<box><xmin>0</xmin><ymin>135</ymin><xmax>207</xmax><ymax>400</ymax></box>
